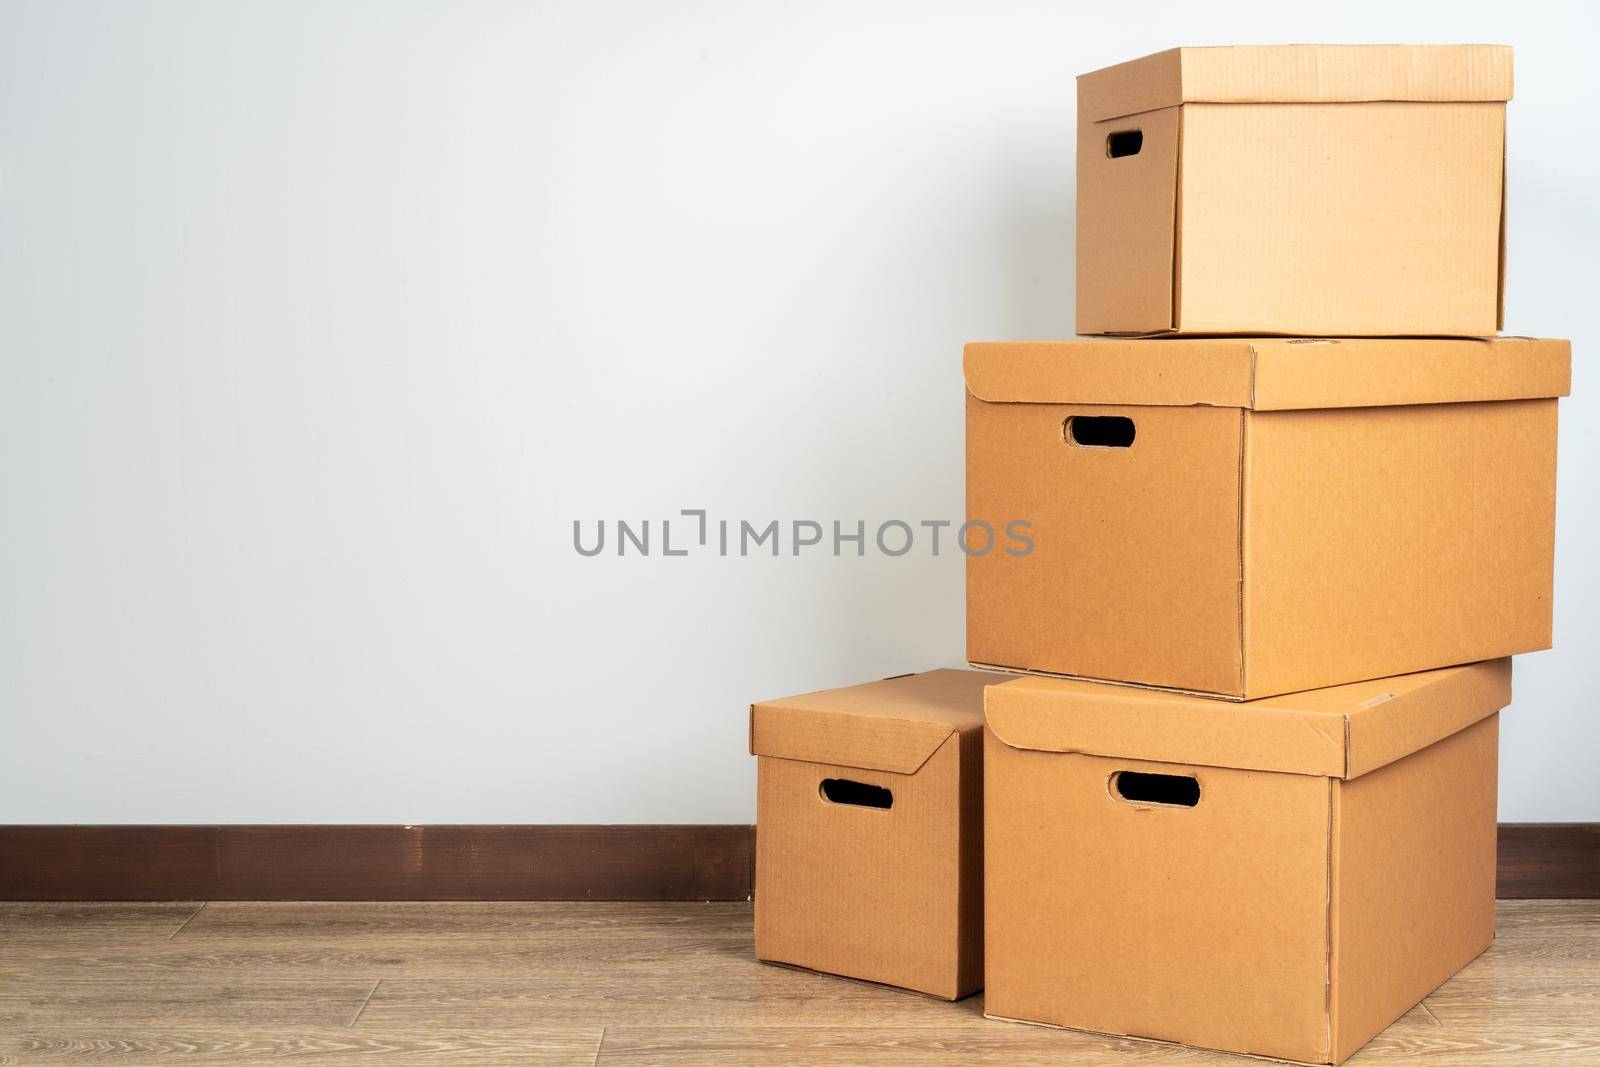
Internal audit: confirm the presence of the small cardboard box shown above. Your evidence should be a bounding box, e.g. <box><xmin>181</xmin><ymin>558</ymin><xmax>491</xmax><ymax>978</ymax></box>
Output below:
<box><xmin>750</xmin><ymin>669</ymin><xmax>1000</xmax><ymax>999</ymax></box>
<box><xmin>966</xmin><ymin>336</ymin><xmax>1570</xmax><ymax>700</ymax></box>
<box><xmin>1077</xmin><ymin>45</ymin><xmax>1512</xmax><ymax>336</ymax></box>
<box><xmin>984</xmin><ymin>659</ymin><xmax>1509</xmax><ymax>1065</ymax></box>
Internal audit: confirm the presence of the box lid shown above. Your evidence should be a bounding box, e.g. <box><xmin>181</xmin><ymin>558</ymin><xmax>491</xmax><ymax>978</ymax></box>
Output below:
<box><xmin>963</xmin><ymin>337</ymin><xmax>1570</xmax><ymax>411</ymax></box>
<box><xmin>1080</xmin><ymin>45</ymin><xmax>1513</xmax><ymax>123</ymax></box>
<box><xmin>751</xmin><ymin>669</ymin><xmax>997</xmax><ymax>775</ymax></box>
<box><xmin>985</xmin><ymin>659</ymin><xmax>1510</xmax><ymax>779</ymax></box>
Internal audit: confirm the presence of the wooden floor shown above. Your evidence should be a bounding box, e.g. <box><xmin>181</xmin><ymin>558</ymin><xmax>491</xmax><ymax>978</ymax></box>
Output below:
<box><xmin>0</xmin><ymin>900</ymin><xmax>1596</xmax><ymax>1064</ymax></box>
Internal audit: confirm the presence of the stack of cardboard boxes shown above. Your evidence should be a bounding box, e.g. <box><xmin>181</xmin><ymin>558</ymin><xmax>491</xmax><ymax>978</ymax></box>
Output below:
<box><xmin>749</xmin><ymin>44</ymin><xmax>1571</xmax><ymax>1064</ymax></box>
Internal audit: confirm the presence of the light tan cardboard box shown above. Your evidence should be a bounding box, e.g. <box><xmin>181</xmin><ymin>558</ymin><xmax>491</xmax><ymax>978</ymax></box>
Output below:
<box><xmin>984</xmin><ymin>659</ymin><xmax>1509</xmax><ymax>1065</ymax></box>
<box><xmin>1078</xmin><ymin>45</ymin><xmax>1511</xmax><ymax>336</ymax></box>
<box><xmin>750</xmin><ymin>669</ymin><xmax>1006</xmax><ymax>999</ymax></box>
<box><xmin>966</xmin><ymin>335</ymin><xmax>1570</xmax><ymax>700</ymax></box>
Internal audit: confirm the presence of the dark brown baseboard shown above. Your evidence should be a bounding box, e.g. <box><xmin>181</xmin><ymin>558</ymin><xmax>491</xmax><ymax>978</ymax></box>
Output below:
<box><xmin>1496</xmin><ymin>822</ymin><xmax>1600</xmax><ymax>899</ymax></box>
<box><xmin>0</xmin><ymin>823</ymin><xmax>1592</xmax><ymax>902</ymax></box>
<box><xmin>0</xmin><ymin>825</ymin><xmax>754</xmax><ymax>902</ymax></box>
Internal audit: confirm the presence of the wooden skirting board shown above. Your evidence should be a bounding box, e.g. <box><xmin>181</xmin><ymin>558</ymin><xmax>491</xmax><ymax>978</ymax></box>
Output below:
<box><xmin>0</xmin><ymin>823</ymin><xmax>1593</xmax><ymax>901</ymax></box>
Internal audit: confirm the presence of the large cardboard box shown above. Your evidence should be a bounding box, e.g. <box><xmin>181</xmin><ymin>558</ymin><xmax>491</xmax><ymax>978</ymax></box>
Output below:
<box><xmin>750</xmin><ymin>669</ymin><xmax>1000</xmax><ymax>999</ymax></box>
<box><xmin>984</xmin><ymin>659</ymin><xmax>1509</xmax><ymax>1064</ymax></box>
<box><xmin>966</xmin><ymin>336</ymin><xmax>1570</xmax><ymax>700</ymax></box>
<box><xmin>1077</xmin><ymin>45</ymin><xmax>1511</xmax><ymax>336</ymax></box>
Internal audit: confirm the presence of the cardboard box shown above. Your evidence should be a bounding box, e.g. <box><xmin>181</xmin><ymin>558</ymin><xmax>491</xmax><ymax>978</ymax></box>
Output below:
<box><xmin>984</xmin><ymin>659</ymin><xmax>1508</xmax><ymax>1064</ymax></box>
<box><xmin>1077</xmin><ymin>45</ymin><xmax>1512</xmax><ymax>336</ymax></box>
<box><xmin>966</xmin><ymin>335</ymin><xmax>1570</xmax><ymax>700</ymax></box>
<box><xmin>750</xmin><ymin>669</ymin><xmax>1001</xmax><ymax>999</ymax></box>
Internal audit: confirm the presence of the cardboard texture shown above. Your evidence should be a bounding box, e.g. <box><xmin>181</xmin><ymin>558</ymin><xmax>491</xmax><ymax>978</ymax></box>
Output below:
<box><xmin>983</xmin><ymin>660</ymin><xmax>1507</xmax><ymax>1064</ymax></box>
<box><xmin>1077</xmin><ymin>45</ymin><xmax>1512</xmax><ymax>336</ymax></box>
<box><xmin>751</xmin><ymin>669</ymin><xmax>1005</xmax><ymax>999</ymax></box>
<box><xmin>965</xmin><ymin>336</ymin><xmax>1569</xmax><ymax>699</ymax></box>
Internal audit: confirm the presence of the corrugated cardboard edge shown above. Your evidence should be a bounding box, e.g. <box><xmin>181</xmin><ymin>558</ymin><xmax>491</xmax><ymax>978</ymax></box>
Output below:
<box><xmin>1236</xmin><ymin>397</ymin><xmax>1251</xmax><ymax>696</ymax></box>
<box><xmin>756</xmin><ymin>957</ymin><xmax>967</xmax><ymax>1002</ymax></box>
<box><xmin>968</xmin><ymin>660</ymin><xmax>1245</xmax><ymax>702</ymax></box>
<box><xmin>1323</xmin><ymin>778</ymin><xmax>1338</xmax><ymax>1061</ymax></box>
<box><xmin>1496</xmin><ymin>134</ymin><xmax>1508</xmax><ymax>331</ymax></box>
<box><xmin>1170</xmin><ymin>103</ymin><xmax>1186</xmax><ymax>332</ymax></box>
<box><xmin>980</xmin><ymin>1012</ymin><xmax>1334</xmax><ymax>1066</ymax></box>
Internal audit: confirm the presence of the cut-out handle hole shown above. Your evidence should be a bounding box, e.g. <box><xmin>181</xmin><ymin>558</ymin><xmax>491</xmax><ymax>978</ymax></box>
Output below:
<box><xmin>1112</xmin><ymin>771</ymin><xmax>1199</xmax><ymax>808</ymax></box>
<box><xmin>1106</xmin><ymin>129</ymin><xmax>1143</xmax><ymax>158</ymax></box>
<box><xmin>1064</xmin><ymin>415</ymin><xmax>1136</xmax><ymax>448</ymax></box>
<box><xmin>820</xmin><ymin>778</ymin><xmax>893</xmax><ymax>810</ymax></box>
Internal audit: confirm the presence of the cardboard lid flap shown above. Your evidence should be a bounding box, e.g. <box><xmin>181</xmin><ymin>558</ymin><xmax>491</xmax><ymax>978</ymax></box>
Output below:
<box><xmin>964</xmin><ymin>338</ymin><xmax>1571</xmax><ymax>411</ymax></box>
<box><xmin>1081</xmin><ymin>45</ymin><xmax>1513</xmax><ymax>122</ymax></box>
<box><xmin>985</xmin><ymin>679</ymin><xmax>1350</xmax><ymax>777</ymax></box>
<box><xmin>1248</xmin><ymin>338</ymin><xmax>1571</xmax><ymax>410</ymax></box>
<box><xmin>749</xmin><ymin>669</ymin><xmax>998</xmax><ymax>775</ymax></box>
<box><xmin>963</xmin><ymin>340</ymin><xmax>1257</xmax><ymax>408</ymax></box>
<box><xmin>985</xmin><ymin>661</ymin><xmax>1511</xmax><ymax>779</ymax></box>
<box><xmin>750</xmin><ymin>704</ymin><xmax>954</xmax><ymax>775</ymax></box>
<box><xmin>1343</xmin><ymin>658</ymin><xmax>1512</xmax><ymax>778</ymax></box>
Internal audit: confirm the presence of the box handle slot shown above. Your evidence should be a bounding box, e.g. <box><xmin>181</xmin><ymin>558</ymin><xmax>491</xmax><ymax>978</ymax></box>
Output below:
<box><xmin>1106</xmin><ymin>129</ymin><xmax>1143</xmax><ymax>158</ymax></box>
<box><xmin>820</xmin><ymin>778</ymin><xmax>893</xmax><ymax>810</ymax></box>
<box><xmin>1064</xmin><ymin>415</ymin><xmax>1135</xmax><ymax>448</ymax></box>
<box><xmin>1111</xmin><ymin>771</ymin><xmax>1199</xmax><ymax>808</ymax></box>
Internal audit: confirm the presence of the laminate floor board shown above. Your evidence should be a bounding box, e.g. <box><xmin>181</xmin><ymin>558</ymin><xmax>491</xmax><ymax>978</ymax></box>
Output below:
<box><xmin>0</xmin><ymin>900</ymin><xmax>1593</xmax><ymax>1065</ymax></box>
<box><xmin>0</xmin><ymin>903</ymin><xmax>203</xmax><ymax>940</ymax></box>
<box><xmin>0</xmin><ymin>1028</ymin><xmax>602</xmax><ymax>1065</ymax></box>
<box><xmin>0</xmin><ymin>981</ymin><xmax>377</xmax><ymax>1028</ymax></box>
<box><xmin>0</xmin><ymin>935</ymin><xmax>750</xmax><ymax>982</ymax></box>
<box><xmin>172</xmin><ymin>902</ymin><xmax>754</xmax><ymax>941</ymax></box>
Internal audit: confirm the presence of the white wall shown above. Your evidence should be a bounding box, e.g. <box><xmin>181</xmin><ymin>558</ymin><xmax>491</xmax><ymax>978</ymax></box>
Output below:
<box><xmin>2</xmin><ymin>0</ymin><xmax>1595</xmax><ymax>823</ymax></box>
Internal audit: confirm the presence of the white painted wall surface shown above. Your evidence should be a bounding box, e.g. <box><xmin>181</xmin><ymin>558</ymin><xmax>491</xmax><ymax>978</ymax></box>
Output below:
<box><xmin>2</xmin><ymin>0</ymin><xmax>1595</xmax><ymax>821</ymax></box>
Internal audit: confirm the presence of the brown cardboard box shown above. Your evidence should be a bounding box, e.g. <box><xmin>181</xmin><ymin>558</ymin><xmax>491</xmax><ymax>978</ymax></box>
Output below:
<box><xmin>984</xmin><ymin>659</ymin><xmax>1509</xmax><ymax>1065</ymax></box>
<box><xmin>1077</xmin><ymin>45</ymin><xmax>1511</xmax><ymax>336</ymax></box>
<box><xmin>750</xmin><ymin>669</ymin><xmax>1002</xmax><ymax>999</ymax></box>
<box><xmin>966</xmin><ymin>336</ymin><xmax>1570</xmax><ymax>700</ymax></box>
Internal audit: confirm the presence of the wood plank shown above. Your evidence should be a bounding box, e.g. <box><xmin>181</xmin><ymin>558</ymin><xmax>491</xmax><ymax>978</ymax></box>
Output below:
<box><xmin>589</xmin><ymin>1014</ymin><xmax>1600</xmax><ymax>1065</ymax></box>
<box><xmin>356</xmin><ymin>971</ymin><xmax>993</xmax><ymax>1029</ymax></box>
<box><xmin>0</xmin><ymin>826</ymin><xmax>755</xmax><ymax>902</ymax></box>
<box><xmin>1448</xmin><ymin>939</ymin><xmax>1600</xmax><ymax>975</ymax></box>
<box><xmin>0</xmin><ymin>1028</ymin><xmax>602</xmax><ymax>1065</ymax></box>
<box><xmin>175</xmin><ymin>901</ymin><xmax>753</xmax><ymax>940</ymax></box>
<box><xmin>1491</xmin><ymin>897</ymin><xmax>1600</xmax><ymax>933</ymax></box>
<box><xmin>0</xmin><ymin>902</ymin><xmax>203</xmax><ymax>940</ymax></box>
<box><xmin>1358</xmin><ymin>1026</ymin><xmax>1600</xmax><ymax>1063</ymax></box>
<box><xmin>593</xmin><ymin>1024</ymin><xmax>1256</xmax><ymax>1064</ymax></box>
<box><xmin>1497</xmin><ymin>824</ymin><xmax>1600</xmax><ymax>899</ymax></box>
<box><xmin>588</xmin><ymin>1009</ymin><xmax>1445</xmax><ymax>1065</ymax></box>
<box><xmin>0</xmin><ymin>982</ymin><xmax>378</xmax><ymax>1028</ymax></box>
<box><xmin>0</xmin><ymin>935</ymin><xmax>753</xmax><ymax>982</ymax></box>
<box><xmin>1423</xmin><ymin>974</ymin><xmax>1600</xmax><ymax>1027</ymax></box>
